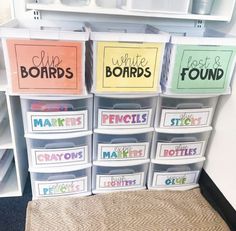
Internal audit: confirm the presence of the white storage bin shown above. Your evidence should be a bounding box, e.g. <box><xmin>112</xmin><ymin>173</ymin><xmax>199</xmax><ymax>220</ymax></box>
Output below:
<box><xmin>20</xmin><ymin>95</ymin><xmax>93</xmax><ymax>134</ymax></box>
<box><xmin>30</xmin><ymin>164</ymin><xmax>92</xmax><ymax>199</ymax></box>
<box><xmin>148</xmin><ymin>158</ymin><xmax>205</xmax><ymax>190</ymax></box>
<box><xmin>96</xmin><ymin>0</ymin><xmax>118</xmax><ymax>8</ymax></box>
<box><xmin>88</xmin><ymin>22</ymin><xmax>169</xmax><ymax>94</ymax></box>
<box><xmin>151</xmin><ymin>127</ymin><xmax>211</xmax><ymax>161</ymax></box>
<box><xmin>60</xmin><ymin>0</ymin><xmax>90</xmax><ymax>6</ymax></box>
<box><xmin>0</xmin><ymin>150</ymin><xmax>14</xmax><ymax>184</ymax></box>
<box><xmin>25</xmin><ymin>131</ymin><xmax>92</xmax><ymax>169</ymax></box>
<box><xmin>161</xmin><ymin>29</ymin><xmax>236</xmax><ymax>94</ymax></box>
<box><xmin>122</xmin><ymin>0</ymin><xmax>191</xmax><ymax>14</ymax></box>
<box><xmin>92</xmin><ymin>160</ymin><xmax>149</xmax><ymax>193</ymax></box>
<box><xmin>94</xmin><ymin>95</ymin><xmax>157</xmax><ymax>129</ymax></box>
<box><xmin>93</xmin><ymin>130</ymin><xmax>153</xmax><ymax>161</ymax></box>
<box><xmin>155</xmin><ymin>95</ymin><xmax>219</xmax><ymax>128</ymax></box>
<box><xmin>0</xmin><ymin>19</ymin><xmax>89</xmax><ymax>95</ymax></box>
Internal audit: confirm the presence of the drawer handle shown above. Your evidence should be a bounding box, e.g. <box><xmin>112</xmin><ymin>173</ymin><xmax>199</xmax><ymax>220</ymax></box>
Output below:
<box><xmin>176</xmin><ymin>103</ymin><xmax>204</xmax><ymax>109</ymax></box>
<box><xmin>113</xmin><ymin>103</ymin><xmax>141</xmax><ymax>109</ymax></box>
<box><xmin>109</xmin><ymin>169</ymin><xmax>135</xmax><ymax>174</ymax></box>
<box><xmin>111</xmin><ymin>138</ymin><xmax>138</xmax><ymax>143</ymax></box>
<box><xmin>44</xmin><ymin>142</ymin><xmax>75</xmax><ymax>149</ymax></box>
<box><xmin>48</xmin><ymin>174</ymin><xmax>75</xmax><ymax>181</ymax></box>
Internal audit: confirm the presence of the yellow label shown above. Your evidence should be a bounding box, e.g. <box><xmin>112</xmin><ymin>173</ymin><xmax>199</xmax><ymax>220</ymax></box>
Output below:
<box><xmin>95</xmin><ymin>42</ymin><xmax>164</xmax><ymax>93</ymax></box>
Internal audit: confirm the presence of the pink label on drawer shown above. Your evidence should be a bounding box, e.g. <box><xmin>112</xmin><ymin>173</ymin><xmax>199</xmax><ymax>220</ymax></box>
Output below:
<box><xmin>32</xmin><ymin>146</ymin><xmax>88</xmax><ymax>168</ymax></box>
<box><xmin>156</xmin><ymin>141</ymin><xmax>205</xmax><ymax>160</ymax></box>
<box><xmin>98</xmin><ymin>109</ymin><xmax>152</xmax><ymax>129</ymax></box>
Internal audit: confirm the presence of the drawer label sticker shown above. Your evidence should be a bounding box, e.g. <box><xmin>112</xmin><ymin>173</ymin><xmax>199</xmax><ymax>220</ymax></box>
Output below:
<box><xmin>98</xmin><ymin>109</ymin><xmax>152</xmax><ymax>129</ymax></box>
<box><xmin>171</xmin><ymin>45</ymin><xmax>236</xmax><ymax>93</ymax></box>
<box><xmin>27</xmin><ymin>110</ymin><xmax>88</xmax><ymax>133</ymax></box>
<box><xmin>152</xmin><ymin>171</ymin><xmax>200</xmax><ymax>188</ymax></box>
<box><xmin>96</xmin><ymin>172</ymin><xmax>144</xmax><ymax>191</ymax></box>
<box><xmin>160</xmin><ymin>108</ymin><xmax>213</xmax><ymax>128</ymax></box>
<box><xmin>97</xmin><ymin>142</ymin><xmax>149</xmax><ymax>161</ymax></box>
<box><xmin>5</xmin><ymin>39</ymin><xmax>83</xmax><ymax>94</ymax></box>
<box><xmin>31</xmin><ymin>146</ymin><xmax>88</xmax><ymax>167</ymax></box>
<box><xmin>156</xmin><ymin>141</ymin><xmax>205</xmax><ymax>160</ymax></box>
<box><xmin>96</xmin><ymin>42</ymin><xmax>164</xmax><ymax>92</ymax></box>
<box><xmin>35</xmin><ymin>177</ymin><xmax>88</xmax><ymax>197</ymax></box>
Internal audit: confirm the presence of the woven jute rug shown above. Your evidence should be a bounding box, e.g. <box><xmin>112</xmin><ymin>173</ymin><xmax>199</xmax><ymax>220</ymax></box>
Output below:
<box><xmin>25</xmin><ymin>188</ymin><xmax>230</xmax><ymax>231</ymax></box>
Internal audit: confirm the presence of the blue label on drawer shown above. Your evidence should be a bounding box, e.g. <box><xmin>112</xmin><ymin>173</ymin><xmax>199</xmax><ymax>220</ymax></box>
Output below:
<box><xmin>27</xmin><ymin>110</ymin><xmax>88</xmax><ymax>133</ymax></box>
<box><xmin>153</xmin><ymin>171</ymin><xmax>200</xmax><ymax>188</ymax></box>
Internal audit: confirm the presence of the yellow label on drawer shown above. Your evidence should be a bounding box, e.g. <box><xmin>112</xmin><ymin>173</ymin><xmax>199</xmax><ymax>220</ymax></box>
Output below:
<box><xmin>95</xmin><ymin>42</ymin><xmax>164</xmax><ymax>92</ymax></box>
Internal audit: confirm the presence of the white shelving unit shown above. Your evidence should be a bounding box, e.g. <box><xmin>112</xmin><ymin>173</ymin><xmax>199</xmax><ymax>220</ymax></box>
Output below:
<box><xmin>0</xmin><ymin>78</ymin><xmax>28</xmax><ymax>197</ymax></box>
<box><xmin>24</xmin><ymin>0</ymin><xmax>235</xmax><ymax>22</ymax></box>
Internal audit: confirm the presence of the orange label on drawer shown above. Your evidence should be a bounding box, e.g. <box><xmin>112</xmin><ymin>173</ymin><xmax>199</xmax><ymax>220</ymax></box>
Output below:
<box><xmin>6</xmin><ymin>39</ymin><xmax>84</xmax><ymax>94</ymax></box>
<box><xmin>95</xmin><ymin>42</ymin><xmax>164</xmax><ymax>93</ymax></box>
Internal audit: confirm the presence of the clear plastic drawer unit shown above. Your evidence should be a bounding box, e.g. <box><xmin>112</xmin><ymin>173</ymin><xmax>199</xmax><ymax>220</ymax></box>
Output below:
<box><xmin>0</xmin><ymin>19</ymin><xmax>89</xmax><ymax>95</ymax></box>
<box><xmin>25</xmin><ymin>131</ymin><xmax>92</xmax><ymax>169</ymax></box>
<box><xmin>151</xmin><ymin>128</ymin><xmax>211</xmax><ymax>161</ymax></box>
<box><xmin>93</xmin><ymin>130</ymin><xmax>153</xmax><ymax>162</ymax></box>
<box><xmin>121</xmin><ymin>0</ymin><xmax>191</xmax><ymax>14</ymax></box>
<box><xmin>30</xmin><ymin>164</ymin><xmax>92</xmax><ymax>199</ymax></box>
<box><xmin>155</xmin><ymin>95</ymin><xmax>218</xmax><ymax>128</ymax></box>
<box><xmin>88</xmin><ymin>22</ymin><xmax>169</xmax><ymax>94</ymax></box>
<box><xmin>92</xmin><ymin>160</ymin><xmax>149</xmax><ymax>194</ymax></box>
<box><xmin>94</xmin><ymin>95</ymin><xmax>157</xmax><ymax>130</ymax></box>
<box><xmin>148</xmin><ymin>158</ymin><xmax>205</xmax><ymax>190</ymax></box>
<box><xmin>21</xmin><ymin>95</ymin><xmax>93</xmax><ymax>134</ymax></box>
<box><xmin>161</xmin><ymin>29</ymin><xmax>236</xmax><ymax>94</ymax></box>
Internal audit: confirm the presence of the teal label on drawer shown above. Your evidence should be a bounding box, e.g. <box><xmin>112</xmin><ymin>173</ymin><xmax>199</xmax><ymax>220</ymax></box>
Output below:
<box><xmin>35</xmin><ymin>177</ymin><xmax>87</xmax><ymax>197</ymax></box>
<box><xmin>27</xmin><ymin>110</ymin><xmax>88</xmax><ymax>133</ymax></box>
<box><xmin>153</xmin><ymin>171</ymin><xmax>199</xmax><ymax>188</ymax></box>
<box><xmin>171</xmin><ymin>45</ymin><xmax>236</xmax><ymax>93</ymax></box>
<box><xmin>97</xmin><ymin>142</ymin><xmax>149</xmax><ymax>161</ymax></box>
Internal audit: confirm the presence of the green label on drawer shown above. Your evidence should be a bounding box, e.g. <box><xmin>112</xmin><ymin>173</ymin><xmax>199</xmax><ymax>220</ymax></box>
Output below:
<box><xmin>171</xmin><ymin>45</ymin><xmax>236</xmax><ymax>93</ymax></box>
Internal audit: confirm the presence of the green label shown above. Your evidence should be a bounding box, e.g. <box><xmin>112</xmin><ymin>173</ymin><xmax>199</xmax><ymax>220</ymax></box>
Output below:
<box><xmin>171</xmin><ymin>45</ymin><xmax>236</xmax><ymax>93</ymax></box>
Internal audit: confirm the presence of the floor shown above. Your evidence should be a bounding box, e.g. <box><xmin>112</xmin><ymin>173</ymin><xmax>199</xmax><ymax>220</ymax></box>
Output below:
<box><xmin>0</xmin><ymin>175</ymin><xmax>32</xmax><ymax>231</ymax></box>
<box><xmin>0</xmin><ymin>171</ymin><xmax>235</xmax><ymax>231</ymax></box>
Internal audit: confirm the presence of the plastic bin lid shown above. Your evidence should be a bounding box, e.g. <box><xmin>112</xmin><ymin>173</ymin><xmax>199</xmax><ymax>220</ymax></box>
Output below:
<box><xmin>171</xmin><ymin>29</ymin><xmax>236</xmax><ymax>46</ymax></box>
<box><xmin>155</xmin><ymin>127</ymin><xmax>212</xmax><ymax>134</ymax></box>
<box><xmin>0</xmin><ymin>19</ymin><xmax>89</xmax><ymax>41</ymax></box>
<box><xmin>88</xmin><ymin>22</ymin><xmax>170</xmax><ymax>43</ymax></box>
<box><xmin>93</xmin><ymin>159</ymin><xmax>149</xmax><ymax>167</ymax></box>
<box><xmin>151</xmin><ymin>157</ymin><xmax>206</xmax><ymax>165</ymax></box>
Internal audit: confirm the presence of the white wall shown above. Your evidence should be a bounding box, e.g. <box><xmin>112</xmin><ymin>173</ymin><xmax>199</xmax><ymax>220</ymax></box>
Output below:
<box><xmin>205</xmin><ymin>7</ymin><xmax>236</xmax><ymax>210</ymax></box>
